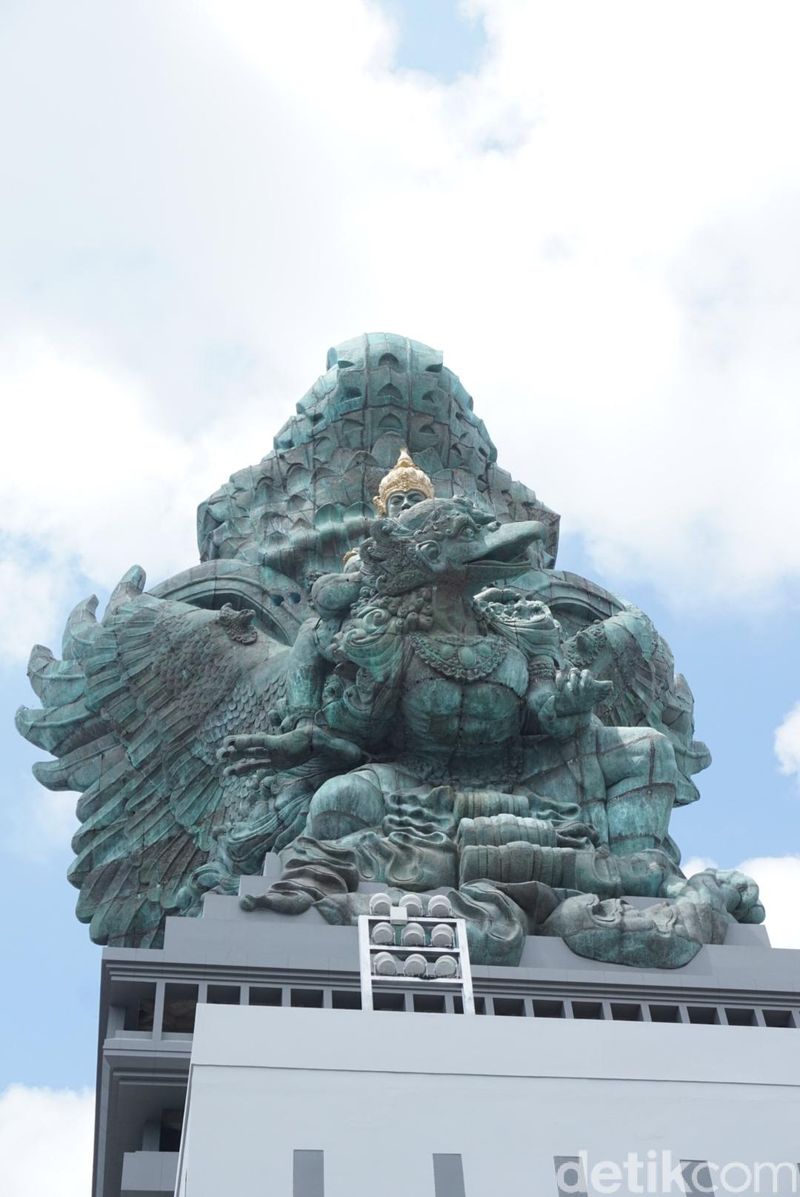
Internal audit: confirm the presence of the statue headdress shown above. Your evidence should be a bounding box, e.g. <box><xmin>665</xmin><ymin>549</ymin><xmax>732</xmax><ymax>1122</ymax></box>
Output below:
<box><xmin>372</xmin><ymin>449</ymin><xmax>434</xmax><ymax>515</ymax></box>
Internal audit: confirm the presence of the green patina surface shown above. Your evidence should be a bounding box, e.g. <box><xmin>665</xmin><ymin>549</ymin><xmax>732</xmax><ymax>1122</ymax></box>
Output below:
<box><xmin>16</xmin><ymin>334</ymin><xmax>764</xmax><ymax>967</ymax></box>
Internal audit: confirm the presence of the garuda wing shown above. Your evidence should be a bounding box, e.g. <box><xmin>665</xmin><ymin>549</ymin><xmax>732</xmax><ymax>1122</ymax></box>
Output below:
<box><xmin>16</xmin><ymin>567</ymin><xmax>292</xmax><ymax>947</ymax></box>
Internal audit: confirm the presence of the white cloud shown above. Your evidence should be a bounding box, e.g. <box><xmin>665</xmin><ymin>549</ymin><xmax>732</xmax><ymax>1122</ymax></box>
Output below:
<box><xmin>682</xmin><ymin>854</ymin><xmax>800</xmax><ymax>949</ymax></box>
<box><xmin>0</xmin><ymin>340</ymin><xmax>271</xmax><ymax>580</ymax></box>
<box><xmin>0</xmin><ymin>1085</ymin><xmax>93</xmax><ymax>1197</ymax></box>
<box><xmin>0</xmin><ymin>556</ymin><xmax>73</xmax><ymax>666</ymax></box>
<box><xmin>737</xmin><ymin>855</ymin><xmax>800</xmax><ymax>950</ymax></box>
<box><xmin>0</xmin><ymin>339</ymin><xmax>287</xmax><ymax>652</ymax></box>
<box><xmin>1</xmin><ymin>0</ymin><xmax>800</xmax><ymax>666</ymax></box>
<box><xmin>680</xmin><ymin>857</ymin><xmax>718</xmax><ymax>879</ymax></box>
<box><xmin>775</xmin><ymin>703</ymin><xmax>800</xmax><ymax>782</ymax></box>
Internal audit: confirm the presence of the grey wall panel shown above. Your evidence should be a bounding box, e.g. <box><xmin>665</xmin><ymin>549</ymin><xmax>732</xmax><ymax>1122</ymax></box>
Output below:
<box><xmin>172</xmin><ymin>1007</ymin><xmax>800</xmax><ymax>1197</ymax></box>
<box><xmin>294</xmin><ymin>1150</ymin><xmax>324</xmax><ymax>1197</ymax></box>
<box><xmin>433</xmin><ymin>1154</ymin><xmax>465</xmax><ymax>1197</ymax></box>
<box><xmin>553</xmin><ymin>1155</ymin><xmax>588</xmax><ymax>1197</ymax></box>
<box><xmin>681</xmin><ymin>1160</ymin><xmax>715</xmax><ymax>1194</ymax></box>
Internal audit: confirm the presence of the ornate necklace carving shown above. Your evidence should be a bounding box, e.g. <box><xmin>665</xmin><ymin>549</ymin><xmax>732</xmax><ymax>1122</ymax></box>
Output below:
<box><xmin>407</xmin><ymin>631</ymin><xmax>508</xmax><ymax>680</ymax></box>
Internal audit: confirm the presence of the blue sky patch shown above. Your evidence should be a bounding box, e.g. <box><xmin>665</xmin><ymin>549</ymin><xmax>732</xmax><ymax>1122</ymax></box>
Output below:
<box><xmin>386</xmin><ymin>0</ymin><xmax>487</xmax><ymax>82</ymax></box>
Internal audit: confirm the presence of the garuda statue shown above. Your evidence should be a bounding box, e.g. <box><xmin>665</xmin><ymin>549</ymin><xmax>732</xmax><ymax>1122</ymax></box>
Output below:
<box><xmin>16</xmin><ymin>334</ymin><xmax>764</xmax><ymax>968</ymax></box>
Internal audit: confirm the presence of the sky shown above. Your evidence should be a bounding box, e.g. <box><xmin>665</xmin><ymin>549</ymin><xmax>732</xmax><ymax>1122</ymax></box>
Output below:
<box><xmin>1</xmin><ymin>1</ymin><xmax>800</xmax><ymax>1191</ymax></box>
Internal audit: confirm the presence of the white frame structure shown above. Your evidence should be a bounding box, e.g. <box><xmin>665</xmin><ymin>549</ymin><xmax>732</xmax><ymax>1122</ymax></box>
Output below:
<box><xmin>358</xmin><ymin>909</ymin><xmax>475</xmax><ymax>1014</ymax></box>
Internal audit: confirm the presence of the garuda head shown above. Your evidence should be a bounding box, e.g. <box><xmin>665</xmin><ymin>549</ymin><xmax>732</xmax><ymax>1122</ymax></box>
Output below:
<box><xmin>359</xmin><ymin>498</ymin><xmax>546</xmax><ymax>596</ymax></box>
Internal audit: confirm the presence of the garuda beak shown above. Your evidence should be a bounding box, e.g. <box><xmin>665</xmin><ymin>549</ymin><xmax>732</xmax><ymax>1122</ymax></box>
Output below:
<box><xmin>465</xmin><ymin>519</ymin><xmax>546</xmax><ymax>583</ymax></box>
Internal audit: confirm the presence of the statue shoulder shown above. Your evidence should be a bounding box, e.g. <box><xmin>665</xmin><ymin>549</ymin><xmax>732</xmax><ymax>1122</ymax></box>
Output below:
<box><xmin>310</xmin><ymin>570</ymin><xmax>363</xmax><ymax>618</ymax></box>
<box><xmin>475</xmin><ymin>587</ymin><xmax>563</xmax><ymax>664</ymax></box>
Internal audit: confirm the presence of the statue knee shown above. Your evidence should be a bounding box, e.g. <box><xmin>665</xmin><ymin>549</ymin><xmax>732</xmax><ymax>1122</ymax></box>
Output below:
<box><xmin>648</xmin><ymin>730</ymin><xmax>677</xmax><ymax>780</ymax></box>
<box><xmin>602</xmin><ymin>732</ymin><xmax>678</xmax><ymax>854</ymax></box>
<box><xmin>624</xmin><ymin>728</ymin><xmax>675</xmax><ymax>782</ymax></box>
<box><xmin>306</xmin><ymin>774</ymin><xmax>386</xmax><ymax>840</ymax></box>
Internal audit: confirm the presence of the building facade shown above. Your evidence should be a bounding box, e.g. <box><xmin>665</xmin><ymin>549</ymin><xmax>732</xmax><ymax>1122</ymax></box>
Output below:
<box><xmin>98</xmin><ymin>873</ymin><xmax>800</xmax><ymax>1197</ymax></box>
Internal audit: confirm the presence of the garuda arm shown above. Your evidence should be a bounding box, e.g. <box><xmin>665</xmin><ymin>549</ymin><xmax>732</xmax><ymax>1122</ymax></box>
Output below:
<box><xmin>219</xmin><ymin>568</ymin><xmax>370</xmax><ymax>768</ymax></box>
<box><xmin>475</xmin><ymin>589</ymin><xmax>613</xmax><ymax>738</ymax></box>
<box><xmin>318</xmin><ymin>596</ymin><xmax>407</xmax><ymax>750</ymax></box>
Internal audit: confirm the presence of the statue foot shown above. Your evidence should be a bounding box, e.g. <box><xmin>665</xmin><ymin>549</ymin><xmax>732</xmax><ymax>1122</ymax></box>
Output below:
<box><xmin>239</xmin><ymin>888</ymin><xmax>314</xmax><ymax>914</ymax></box>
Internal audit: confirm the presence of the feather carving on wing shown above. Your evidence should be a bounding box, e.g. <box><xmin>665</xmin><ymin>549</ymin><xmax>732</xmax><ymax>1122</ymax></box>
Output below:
<box><xmin>15</xmin><ymin>566</ymin><xmax>309</xmax><ymax>947</ymax></box>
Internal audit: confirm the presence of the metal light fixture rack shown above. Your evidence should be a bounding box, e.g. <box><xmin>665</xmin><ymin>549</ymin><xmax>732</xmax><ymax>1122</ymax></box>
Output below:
<box><xmin>358</xmin><ymin>893</ymin><xmax>475</xmax><ymax>1014</ymax></box>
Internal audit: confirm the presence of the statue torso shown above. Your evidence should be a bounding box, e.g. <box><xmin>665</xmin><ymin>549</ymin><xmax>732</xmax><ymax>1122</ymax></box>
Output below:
<box><xmin>396</xmin><ymin>631</ymin><xmax>528</xmax><ymax>756</ymax></box>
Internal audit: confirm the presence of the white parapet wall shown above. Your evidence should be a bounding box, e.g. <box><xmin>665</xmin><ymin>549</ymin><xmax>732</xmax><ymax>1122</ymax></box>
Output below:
<box><xmin>175</xmin><ymin>1004</ymin><xmax>800</xmax><ymax>1197</ymax></box>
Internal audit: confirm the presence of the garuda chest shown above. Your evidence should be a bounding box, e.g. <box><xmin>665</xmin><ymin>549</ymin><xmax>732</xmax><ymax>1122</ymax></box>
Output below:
<box><xmin>406</xmin><ymin>631</ymin><xmax>511</xmax><ymax>681</ymax></box>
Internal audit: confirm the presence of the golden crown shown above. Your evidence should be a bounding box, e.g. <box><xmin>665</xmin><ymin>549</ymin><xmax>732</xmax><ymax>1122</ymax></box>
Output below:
<box><xmin>372</xmin><ymin>449</ymin><xmax>435</xmax><ymax>515</ymax></box>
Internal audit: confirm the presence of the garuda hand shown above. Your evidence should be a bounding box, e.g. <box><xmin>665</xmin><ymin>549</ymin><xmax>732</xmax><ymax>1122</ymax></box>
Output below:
<box><xmin>218</xmin><ymin>722</ymin><xmax>365</xmax><ymax>776</ymax></box>
<box><xmin>538</xmin><ymin>667</ymin><xmax>613</xmax><ymax>738</ymax></box>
